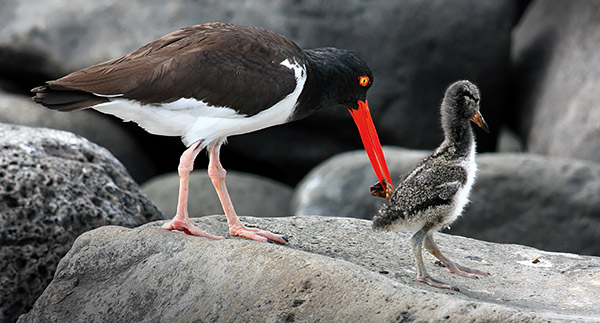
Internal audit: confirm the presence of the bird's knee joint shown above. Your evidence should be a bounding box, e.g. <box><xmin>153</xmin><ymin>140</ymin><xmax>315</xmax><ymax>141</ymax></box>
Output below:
<box><xmin>208</xmin><ymin>167</ymin><xmax>226</xmax><ymax>181</ymax></box>
<box><xmin>178</xmin><ymin>164</ymin><xmax>194</xmax><ymax>176</ymax></box>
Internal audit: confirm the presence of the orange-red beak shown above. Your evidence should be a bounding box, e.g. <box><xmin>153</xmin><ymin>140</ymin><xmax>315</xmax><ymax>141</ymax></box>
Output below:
<box><xmin>470</xmin><ymin>110</ymin><xmax>490</xmax><ymax>133</ymax></box>
<box><xmin>348</xmin><ymin>100</ymin><xmax>393</xmax><ymax>200</ymax></box>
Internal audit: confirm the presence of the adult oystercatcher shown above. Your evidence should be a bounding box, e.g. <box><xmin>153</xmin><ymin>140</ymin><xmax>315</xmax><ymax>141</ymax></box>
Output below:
<box><xmin>372</xmin><ymin>80</ymin><xmax>489</xmax><ymax>291</ymax></box>
<box><xmin>32</xmin><ymin>22</ymin><xmax>393</xmax><ymax>244</ymax></box>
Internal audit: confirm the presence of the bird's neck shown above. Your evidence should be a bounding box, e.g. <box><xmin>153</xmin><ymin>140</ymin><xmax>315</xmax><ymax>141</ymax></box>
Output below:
<box><xmin>291</xmin><ymin>49</ymin><xmax>348</xmax><ymax>121</ymax></box>
<box><xmin>441</xmin><ymin>109</ymin><xmax>474</xmax><ymax>157</ymax></box>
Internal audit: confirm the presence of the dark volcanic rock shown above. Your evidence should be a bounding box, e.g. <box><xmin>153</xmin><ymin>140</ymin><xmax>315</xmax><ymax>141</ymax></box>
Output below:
<box><xmin>0</xmin><ymin>90</ymin><xmax>157</xmax><ymax>183</ymax></box>
<box><xmin>0</xmin><ymin>124</ymin><xmax>164</xmax><ymax>323</ymax></box>
<box><xmin>1</xmin><ymin>0</ymin><xmax>517</xmax><ymax>184</ymax></box>
<box><xmin>512</xmin><ymin>0</ymin><xmax>600</xmax><ymax>164</ymax></box>
<box><xmin>293</xmin><ymin>147</ymin><xmax>600</xmax><ymax>256</ymax></box>
<box><xmin>18</xmin><ymin>216</ymin><xmax>600</xmax><ymax>322</ymax></box>
<box><xmin>142</xmin><ymin>171</ymin><xmax>293</xmax><ymax>218</ymax></box>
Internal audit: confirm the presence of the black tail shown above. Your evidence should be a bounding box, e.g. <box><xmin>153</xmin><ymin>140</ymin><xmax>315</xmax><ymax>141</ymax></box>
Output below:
<box><xmin>31</xmin><ymin>84</ymin><xmax>109</xmax><ymax>112</ymax></box>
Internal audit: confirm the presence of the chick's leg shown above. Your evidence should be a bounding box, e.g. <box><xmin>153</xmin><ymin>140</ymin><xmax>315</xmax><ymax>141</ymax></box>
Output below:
<box><xmin>411</xmin><ymin>228</ymin><xmax>459</xmax><ymax>291</ymax></box>
<box><xmin>424</xmin><ymin>232</ymin><xmax>488</xmax><ymax>278</ymax></box>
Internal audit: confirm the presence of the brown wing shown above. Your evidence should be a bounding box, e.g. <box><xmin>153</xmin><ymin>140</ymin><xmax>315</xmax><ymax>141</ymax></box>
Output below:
<box><xmin>37</xmin><ymin>23</ymin><xmax>302</xmax><ymax>115</ymax></box>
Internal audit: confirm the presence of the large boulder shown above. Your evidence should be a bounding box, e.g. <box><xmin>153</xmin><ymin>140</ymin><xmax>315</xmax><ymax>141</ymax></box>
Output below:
<box><xmin>0</xmin><ymin>124</ymin><xmax>164</xmax><ymax>323</ymax></box>
<box><xmin>292</xmin><ymin>147</ymin><xmax>426</xmax><ymax>219</ymax></box>
<box><xmin>142</xmin><ymin>171</ymin><xmax>293</xmax><ymax>218</ymax></box>
<box><xmin>0</xmin><ymin>90</ymin><xmax>156</xmax><ymax>183</ymax></box>
<box><xmin>512</xmin><ymin>0</ymin><xmax>600</xmax><ymax>163</ymax></box>
<box><xmin>453</xmin><ymin>152</ymin><xmax>600</xmax><ymax>256</ymax></box>
<box><xmin>292</xmin><ymin>147</ymin><xmax>600</xmax><ymax>256</ymax></box>
<box><xmin>18</xmin><ymin>216</ymin><xmax>600</xmax><ymax>322</ymax></box>
<box><xmin>1</xmin><ymin>0</ymin><xmax>518</xmax><ymax>184</ymax></box>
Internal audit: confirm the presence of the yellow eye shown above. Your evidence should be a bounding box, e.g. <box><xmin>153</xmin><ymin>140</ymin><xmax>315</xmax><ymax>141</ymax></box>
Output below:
<box><xmin>359</xmin><ymin>76</ymin><xmax>369</xmax><ymax>87</ymax></box>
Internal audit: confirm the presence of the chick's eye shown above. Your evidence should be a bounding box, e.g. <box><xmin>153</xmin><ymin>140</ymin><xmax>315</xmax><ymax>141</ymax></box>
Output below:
<box><xmin>359</xmin><ymin>76</ymin><xmax>369</xmax><ymax>87</ymax></box>
<box><xmin>464</xmin><ymin>95</ymin><xmax>478</xmax><ymax>104</ymax></box>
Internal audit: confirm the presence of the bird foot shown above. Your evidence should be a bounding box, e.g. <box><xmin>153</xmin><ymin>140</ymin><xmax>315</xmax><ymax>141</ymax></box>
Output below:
<box><xmin>229</xmin><ymin>224</ymin><xmax>288</xmax><ymax>244</ymax></box>
<box><xmin>162</xmin><ymin>216</ymin><xmax>224</xmax><ymax>240</ymax></box>
<box><xmin>417</xmin><ymin>274</ymin><xmax>460</xmax><ymax>292</ymax></box>
<box><xmin>448</xmin><ymin>266</ymin><xmax>489</xmax><ymax>278</ymax></box>
<box><xmin>441</xmin><ymin>261</ymin><xmax>489</xmax><ymax>278</ymax></box>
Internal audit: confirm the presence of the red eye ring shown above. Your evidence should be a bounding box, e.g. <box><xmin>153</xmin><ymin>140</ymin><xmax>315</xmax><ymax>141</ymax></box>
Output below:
<box><xmin>359</xmin><ymin>76</ymin><xmax>369</xmax><ymax>87</ymax></box>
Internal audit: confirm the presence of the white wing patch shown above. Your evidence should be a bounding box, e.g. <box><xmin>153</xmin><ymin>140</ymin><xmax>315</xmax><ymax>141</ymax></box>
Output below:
<box><xmin>92</xmin><ymin>59</ymin><xmax>307</xmax><ymax>149</ymax></box>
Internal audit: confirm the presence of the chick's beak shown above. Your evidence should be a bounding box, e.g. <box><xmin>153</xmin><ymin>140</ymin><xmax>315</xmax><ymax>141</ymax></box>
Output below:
<box><xmin>470</xmin><ymin>110</ymin><xmax>490</xmax><ymax>133</ymax></box>
<box><xmin>348</xmin><ymin>100</ymin><xmax>393</xmax><ymax>200</ymax></box>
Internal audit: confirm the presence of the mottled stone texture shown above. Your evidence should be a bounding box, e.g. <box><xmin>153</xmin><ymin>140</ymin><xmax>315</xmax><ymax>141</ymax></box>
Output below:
<box><xmin>18</xmin><ymin>216</ymin><xmax>600</xmax><ymax>322</ymax></box>
<box><xmin>0</xmin><ymin>90</ymin><xmax>156</xmax><ymax>183</ymax></box>
<box><xmin>0</xmin><ymin>124</ymin><xmax>164</xmax><ymax>323</ymax></box>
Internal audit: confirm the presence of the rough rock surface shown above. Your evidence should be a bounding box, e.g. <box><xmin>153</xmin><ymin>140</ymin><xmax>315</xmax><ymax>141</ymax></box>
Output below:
<box><xmin>512</xmin><ymin>0</ymin><xmax>600</xmax><ymax>164</ymax></box>
<box><xmin>0</xmin><ymin>90</ymin><xmax>156</xmax><ymax>183</ymax></box>
<box><xmin>292</xmin><ymin>147</ymin><xmax>600</xmax><ymax>256</ymax></box>
<box><xmin>1</xmin><ymin>0</ymin><xmax>518</xmax><ymax>184</ymax></box>
<box><xmin>142</xmin><ymin>171</ymin><xmax>293</xmax><ymax>218</ymax></box>
<box><xmin>19</xmin><ymin>216</ymin><xmax>600</xmax><ymax>322</ymax></box>
<box><xmin>0</xmin><ymin>124</ymin><xmax>164</xmax><ymax>323</ymax></box>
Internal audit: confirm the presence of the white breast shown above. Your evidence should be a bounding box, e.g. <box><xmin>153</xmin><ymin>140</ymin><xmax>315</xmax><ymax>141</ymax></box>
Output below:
<box><xmin>447</xmin><ymin>143</ymin><xmax>477</xmax><ymax>225</ymax></box>
<box><xmin>92</xmin><ymin>59</ymin><xmax>307</xmax><ymax>149</ymax></box>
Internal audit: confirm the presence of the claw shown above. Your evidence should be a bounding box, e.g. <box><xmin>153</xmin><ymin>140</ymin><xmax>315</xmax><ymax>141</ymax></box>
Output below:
<box><xmin>417</xmin><ymin>274</ymin><xmax>460</xmax><ymax>292</ymax></box>
<box><xmin>229</xmin><ymin>224</ymin><xmax>287</xmax><ymax>244</ymax></box>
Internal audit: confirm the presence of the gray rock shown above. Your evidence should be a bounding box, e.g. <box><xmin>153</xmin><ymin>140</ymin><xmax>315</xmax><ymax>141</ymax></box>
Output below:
<box><xmin>0</xmin><ymin>124</ymin><xmax>164</xmax><ymax>323</ymax></box>
<box><xmin>293</xmin><ymin>147</ymin><xmax>427</xmax><ymax>219</ymax></box>
<box><xmin>1</xmin><ymin>0</ymin><xmax>517</xmax><ymax>183</ymax></box>
<box><xmin>18</xmin><ymin>216</ymin><xmax>600</xmax><ymax>322</ymax></box>
<box><xmin>512</xmin><ymin>0</ymin><xmax>600</xmax><ymax>163</ymax></box>
<box><xmin>142</xmin><ymin>171</ymin><xmax>293</xmax><ymax>218</ymax></box>
<box><xmin>292</xmin><ymin>148</ymin><xmax>600</xmax><ymax>256</ymax></box>
<box><xmin>0</xmin><ymin>0</ymin><xmax>290</xmax><ymax>75</ymax></box>
<box><xmin>0</xmin><ymin>90</ymin><xmax>156</xmax><ymax>183</ymax></box>
<box><xmin>454</xmin><ymin>153</ymin><xmax>600</xmax><ymax>257</ymax></box>
<box><xmin>497</xmin><ymin>127</ymin><xmax>525</xmax><ymax>153</ymax></box>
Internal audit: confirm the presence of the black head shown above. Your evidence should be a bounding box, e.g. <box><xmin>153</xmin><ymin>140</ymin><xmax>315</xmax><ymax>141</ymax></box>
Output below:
<box><xmin>302</xmin><ymin>47</ymin><xmax>373</xmax><ymax>111</ymax></box>
<box><xmin>300</xmin><ymin>47</ymin><xmax>393</xmax><ymax>197</ymax></box>
<box><xmin>442</xmin><ymin>80</ymin><xmax>489</xmax><ymax>133</ymax></box>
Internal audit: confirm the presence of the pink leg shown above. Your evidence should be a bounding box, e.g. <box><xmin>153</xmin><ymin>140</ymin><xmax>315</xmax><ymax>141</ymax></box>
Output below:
<box><xmin>411</xmin><ymin>229</ymin><xmax>460</xmax><ymax>291</ymax></box>
<box><xmin>424</xmin><ymin>232</ymin><xmax>489</xmax><ymax>278</ymax></box>
<box><xmin>161</xmin><ymin>141</ymin><xmax>223</xmax><ymax>240</ymax></box>
<box><xmin>207</xmin><ymin>143</ymin><xmax>287</xmax><ymax>244</ymax></box>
